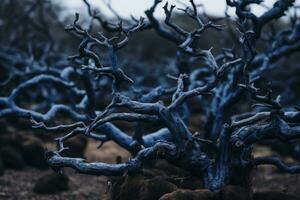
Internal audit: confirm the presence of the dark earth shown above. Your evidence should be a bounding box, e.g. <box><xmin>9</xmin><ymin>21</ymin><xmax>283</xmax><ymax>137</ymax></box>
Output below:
<box><xmin>0</xmin><ymin>141</ymin><xmax>299</xmax><ymax>200</ymax></box>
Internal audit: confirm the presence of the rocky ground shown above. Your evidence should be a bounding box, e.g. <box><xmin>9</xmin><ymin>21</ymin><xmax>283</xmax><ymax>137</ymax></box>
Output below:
<box><xmin>0</xmin><ymin>169</ymin><xmax>106</xmax><ymax>200</ymax></box>
<box><xmin>0</xmin><ymin>141</ymin><xmax>129</xmax><ymax>200</ymax></box>
<box><xmin>0</xmin><ymin>140</ymin><xmax>299</xmax><ymax>200</ymax></box>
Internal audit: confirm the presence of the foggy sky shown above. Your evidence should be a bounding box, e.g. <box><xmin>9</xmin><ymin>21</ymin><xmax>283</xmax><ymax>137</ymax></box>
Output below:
<box><xmin>56</xmin><ymin>0</ymin><xmax>279</xmax><ymax>19</ymax></box>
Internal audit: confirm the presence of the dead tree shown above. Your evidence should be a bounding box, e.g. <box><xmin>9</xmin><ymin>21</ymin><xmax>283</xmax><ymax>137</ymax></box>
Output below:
<box><xmin>1</xmin><ymin>0</ymin><xmax>300</xmax><ymax>193</ymax></box>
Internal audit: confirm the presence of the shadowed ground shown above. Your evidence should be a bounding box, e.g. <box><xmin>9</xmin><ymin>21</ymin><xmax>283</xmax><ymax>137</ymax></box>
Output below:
<box><xmin>0</xmin><ymin>141</ymin><xmax>299</xmax><ymax>200</ymax></box>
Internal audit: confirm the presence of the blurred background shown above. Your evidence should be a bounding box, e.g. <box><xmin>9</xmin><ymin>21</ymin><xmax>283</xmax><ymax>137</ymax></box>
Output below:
<box><xmin>58</xmin><ymin>0</ymin><xmax>280</xmax><ymax>18</ymax></box>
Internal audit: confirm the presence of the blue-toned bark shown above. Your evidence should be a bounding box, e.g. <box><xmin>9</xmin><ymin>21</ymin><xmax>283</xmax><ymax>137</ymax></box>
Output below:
<box><xmin>1</xmin><ymin>0</ymin><xmax>300</xmax><ymax>194</ymax></box>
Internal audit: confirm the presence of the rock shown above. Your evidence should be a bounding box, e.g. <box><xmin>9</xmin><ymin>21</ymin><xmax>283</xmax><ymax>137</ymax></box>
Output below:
<box><xmin>109</xmin><ymin>174</ymin><xmax>143</xmax><ymax>200</ymax></box>
<box><xmin>61</xmin><ymin>135</ymin><xmax>87</xmax><ymax>158</ymax></box>
<box><xmin>0</xmin><ymin>134</ymin><xmax>22</xmax><ymax>150</ymax></box>
<box><xmin>159</xmin><ymin>189</ymin><xmax>215</xmax><ymax>200</ymax></box>
<box><xmin>0</xmin><ymin>145</ymin><xmax>25</xmax><ymax>170</ymax></box>
<box><xmin>33</xmin><ymin>172</ymin><xmax>69</xmax><ymax>194</ymax></box>
<box><xmin>141</xmin><ymin>176</ymin><xmax>178</xmax><ymax>200</ymax></box>
<box><xmin>174</xmin><ymin>176</ymin><xmax>203</xmax><ymax>190</ymax></box>
<box><xmin>253</xmin><ymin>191</ymin><xmax>300</xmax><ymax>200</ymax></box>
<box><xmin>153</xmin><ymin>160</ymin><xmax>204</xmax><ymax>189</ymax></box>
<box><xmin>21</xmin><ymin>137</ymin><xmax>48</xmax><ymax>169</ymax></box>
<box><xmin>142</xmin><ymin>168</ymin><xmax>168</xmax><ymax>179</ymax></box>
<box><xmin>220</xmin><ymin>185</ymin><xmax>250</xmax><ymax>200</ymax></box>
<box><xmin>111</xmin><ymin>174</ymin><xmax>177</xmax><ymax>200</ymax></box>
<box><xmin>0</xmin><ymin>156</ymin><xmax>4</xmax><ymax>176</ymax></box>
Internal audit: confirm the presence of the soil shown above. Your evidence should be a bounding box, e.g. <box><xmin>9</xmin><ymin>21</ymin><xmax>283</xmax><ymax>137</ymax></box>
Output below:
<box><xmin>0</xmin><ymin>141</ymin><xmax>299</xmax><ymax>200</ymax></box>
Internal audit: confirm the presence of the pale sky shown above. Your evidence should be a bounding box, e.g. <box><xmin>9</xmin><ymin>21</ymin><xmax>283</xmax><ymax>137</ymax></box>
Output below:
<box><xmin>55</xmin><ymin>0</ymin><xmax>286</xmax><ymax>19</ymax></box>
